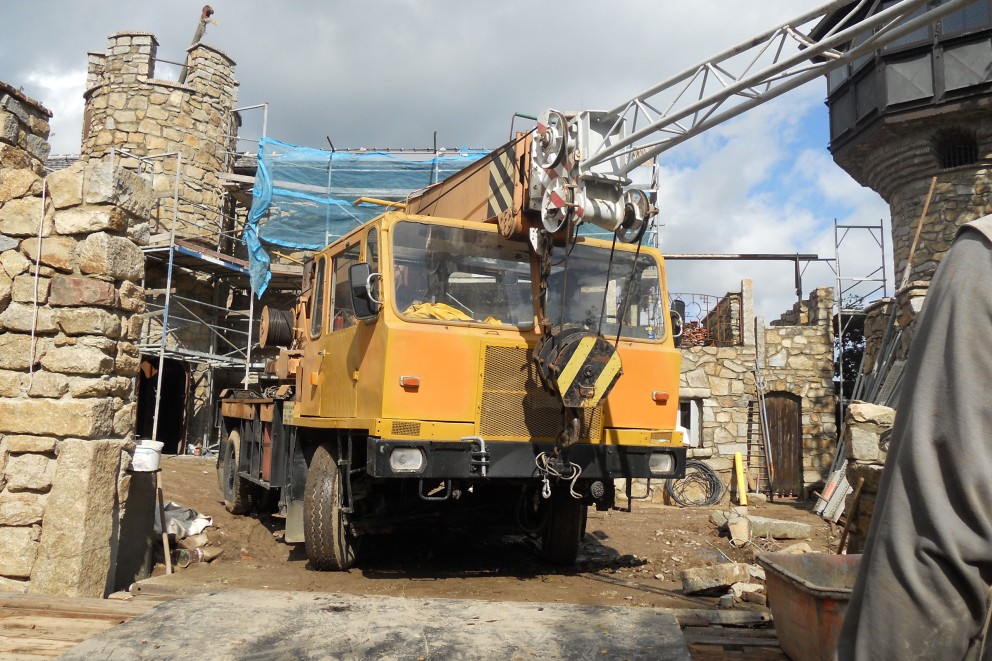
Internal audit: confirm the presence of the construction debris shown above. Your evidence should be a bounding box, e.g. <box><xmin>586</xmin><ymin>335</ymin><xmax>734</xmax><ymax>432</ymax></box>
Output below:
<box><xmin>710</xmin><ymin>510</ymin><xmax>811</xmax><ymax>540</ymax></box>
<box><xmin>681</xmin><ymin>563</ymin><xmax>751</xmax><ymax>595</ymax></box>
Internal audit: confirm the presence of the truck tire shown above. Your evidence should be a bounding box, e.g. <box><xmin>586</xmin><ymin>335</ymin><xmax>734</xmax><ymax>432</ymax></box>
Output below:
<box><xmin>221</xmin><ymin>430</ymin><xmax>252</xmax><ymax>514</ymax></box>
<box><xmin>304</xmin><ymin>443</ymin><xmax>359</xmax><ymax>570</ymax></box>
<box><xmin>540</xmin><ymin>484</ymin><xmax>585</xmax><ymax>566</ymax></box>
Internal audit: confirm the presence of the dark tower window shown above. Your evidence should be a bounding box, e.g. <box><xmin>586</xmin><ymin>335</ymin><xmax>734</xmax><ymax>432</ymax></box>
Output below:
<box><xmin>935</xmin><ymin>129</ymin><xmax>979</xmax><ymax>168</ymax></box>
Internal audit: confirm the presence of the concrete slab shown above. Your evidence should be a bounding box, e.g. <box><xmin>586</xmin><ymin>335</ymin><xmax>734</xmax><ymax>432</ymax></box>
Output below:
<box><xmin>60</xmin><ymin>589</ymin><xmax>691</xmax><ymax>660</ymax></box>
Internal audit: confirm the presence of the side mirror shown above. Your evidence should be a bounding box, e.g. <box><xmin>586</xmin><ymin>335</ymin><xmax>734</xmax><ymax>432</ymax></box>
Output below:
<box><xmin>670</xmin><ymin>299</ymin><xmax>685</xmax><ymax>348</ymax></box>
<box><xmin>349</xmin><ymin>263</ymin><xmax>381</xmax><ymax>321</ymax></box>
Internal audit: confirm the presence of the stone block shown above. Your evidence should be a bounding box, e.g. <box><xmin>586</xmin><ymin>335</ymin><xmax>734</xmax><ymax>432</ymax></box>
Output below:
<box><xmin>0</xmin><ymin>233</ymin><xmax>17</xmax><ymax>252</ymax></box>
<box><xmin>79</xmin><ymin>232</ymin><xmax>144</xmax><ymax>282</ymax></box>
<box><xmin>11</xmin><ymin>273</ymin><xmax>49</xmax><ymax>304</ymax></box>
<box><xmin>20</xmin><ymin>236</ymin><xmax>78</xmax><ymax>272</ymax></box>
<box><xmin>0</xmin><ymin>143</ymin><xmax>34</xmax><ymax>171</ymax></box>
<box><xmin>26</xmin><ymin>371</ymin><xmax>69</xmax><ymax>398</ymax></box>
<box><xmin>49</xmin><ymin>275</ymin><xmax>117</xmax><ymax>307</ymax></box>
<box><xmin>0</xmin><ymin>249</ymin><xmax>29</xmax><ymax>278</ymax></box>
<box><xmin>54</xmin><ymin>207</ymin><xmax>128</xmax><ymax>235</ymax></box>
<box><xmin>0</xmin><ymin>333</ymin><xmax>45</xmax><ymax>370</ymax></box>
<box><xmin>0</xmin><ymin>368</ymin><xmax>25</xmax><ymax>397</ymax></box>
<box><xmin>83</xmin><ymin>162</ymin><xmax>153</xmax><ymax>219</ymax></box>
<box><xmin>54</xmin><ymin>307</ymin><xmax>121</xmax><ymax>338</ymax></box>
<box><xmin>710</xmin><ymin>511</ymin><xmax>812</xmax><ymax>539</ymax></box>
<box><xmin>46</xmin><ymin>162</ymin><xmax>84</xmax><ymax>209</ymax></box>
<box><xmin>113</xmin><ymin>402</ymin><xmax>136</xmax><ymax>436</ymax></box>
<box><xmin>117</xmin><ymin>280</ymin><xmax>144</xmax><ymax>312</ymax></box>
<box><xmin>0</xmin><ymin>492</ymin><xmax>47</xmax><ymax>525</ymax></box>
<box><xmin>5</xmin><ymin>453</ymin><xmax>56</xmax><ymax>492</ymax></box>
<box><xmin>0</xmin><ymin>526</ymin><xmax>40</xmax><ymax>578</ymax></box>
<box><xmin>0</xmin><ymin>397</ymin><xmax>114</xmax><ymax>438</ymax></box>
<box><xmin>115</xmin><ymin>342</ymin><xmax>140</xmax><ymax>376</ymax></box>
<box><xmin>846</xmin><ymin>426</ymin><xmax>881</xmax><ymax>463</ymax></box>
<box><xmin>681</xmin><ymin>563</ymin><xmax>750</xmax><ymax>595</ymax></box>
<box><xmin>0</xmin><ymin>196</ymin><xmax>52</xmax><ymax>237</ymax></box>
<box><xmin>847</xmin><ymin>401</ymin><xmax>895</xmax><ymax>427</ymax></box>
<box><xmin>0</xmin><ymin>301</ymin><xmax>56</xmax><ymax>333</ymax></box>
<box><xmin>30</xmin><ymin>439</ymin><xmax>131</xmax><ymax>598</ymax></box>
<box><xmin>66</xmin><ymin>376</ymin><xmax>114</xmax><ymax>398</ymax></box>
<box><xmin>40</xmin><ymin>344</ymin><xmax>115</xmax><ymax>376</ymax></box>
<box><xmin>0</xmin><ymin>168</ymin><xmax>42</xmax><ymax>202</ymax></box>
<box><xmin>4</xmin><ymin>435</ymin><xmax>58</xmax><ymax>453</ymax></box>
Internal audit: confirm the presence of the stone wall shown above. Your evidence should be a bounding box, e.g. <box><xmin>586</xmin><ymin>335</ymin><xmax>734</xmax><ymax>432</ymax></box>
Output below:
<box><xmin>83</xmin><ymin>32</ymin><xmax>239</xmax><ymax>242</ymax></box>
<box><xmin>841</xmin><ymin>402</ymin><xmax>895</xmax><ymax>554</ymax></box>
<box><xmin>620</xmin><ymin>282</ymin><xmax>837</xmax><ymax>505</ymax></box>
<box><xmin>0</xmin><ymin>83</ymin><xmax>152</xmax><ymax>595</ymax></box>
<box><xmin>861</xmin><ymin>280</ymin><xmax>929</xmax><ymax>382</ymax></box>
<box><xmin>763</xmin><ymin>287</ymin><xmax>838</xmax><ymax>485</ymax></box>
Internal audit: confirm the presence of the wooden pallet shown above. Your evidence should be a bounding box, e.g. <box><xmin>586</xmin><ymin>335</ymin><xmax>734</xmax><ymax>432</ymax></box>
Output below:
<box><xmin>0</xmin><ymin>593</ymin><xmax>162</xmax><ymax>660</ymax></box>
<box><xmin>673</xmin><ymin>609</ymin><xmax>785</xmax><ymax>660</ymax></box>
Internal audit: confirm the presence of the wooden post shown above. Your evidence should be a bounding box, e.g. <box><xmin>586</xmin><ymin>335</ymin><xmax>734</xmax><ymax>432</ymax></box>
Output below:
<box><xmin>157</xmin><ymin>473</ymin><xmax>172</xmax><ymax>575</ymax></box>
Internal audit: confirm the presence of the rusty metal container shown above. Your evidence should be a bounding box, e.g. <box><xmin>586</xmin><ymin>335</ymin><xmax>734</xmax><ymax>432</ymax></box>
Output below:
<box><xmin>757</xmin><ymin>552</ymin><xmax>861</xmax><ymax>661</ymax></box>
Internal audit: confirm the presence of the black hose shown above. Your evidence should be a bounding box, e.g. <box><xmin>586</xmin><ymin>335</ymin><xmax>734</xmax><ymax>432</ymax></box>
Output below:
<box><xmin>665</xmin><ymin>459</ymin><xmax>726</xmax><ymax>507</ymax></box>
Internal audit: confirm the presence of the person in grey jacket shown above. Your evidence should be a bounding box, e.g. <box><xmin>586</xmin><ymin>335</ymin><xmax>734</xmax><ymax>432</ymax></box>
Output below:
<box><xmin>838</xmin><ymin>216</ymin><xmax>992</xmax><ymax>660</ymax></box>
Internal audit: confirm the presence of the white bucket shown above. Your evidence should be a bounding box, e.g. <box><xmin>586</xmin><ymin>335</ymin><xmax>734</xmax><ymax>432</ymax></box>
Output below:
<box><xmin>132</xmin><ymin>439</ymin><xmax>164</xmax><ymax>472</ymax></box>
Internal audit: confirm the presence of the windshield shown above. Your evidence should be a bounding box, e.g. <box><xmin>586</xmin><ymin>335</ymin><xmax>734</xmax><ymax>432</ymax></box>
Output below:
<box><xmin>546</xmin><ymin>243</ymin><xmax>666</xmax><ymax>341</ymax></box>
<box><xmin>392</xmin><ymin>221</ymin><xmax>534</xmax><ymax>328</ymax></box>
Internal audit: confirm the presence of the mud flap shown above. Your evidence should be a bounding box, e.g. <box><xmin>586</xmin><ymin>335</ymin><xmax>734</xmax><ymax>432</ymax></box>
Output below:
<box><xmin>285</xmin><ymin>499</ymin><xmax>305</xmax><ymax>543</ymax></box>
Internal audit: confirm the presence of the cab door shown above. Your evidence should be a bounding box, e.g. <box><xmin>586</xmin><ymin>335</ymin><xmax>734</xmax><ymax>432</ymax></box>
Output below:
<box><xmin>299</xmin><ymin>255</ymin><xmax>329</xmax><ymax>417</ymax></box>
<box><xmin>320</xmin><ymin>237</ymin><xmax>379</xmax><ymax>419</ymax></box>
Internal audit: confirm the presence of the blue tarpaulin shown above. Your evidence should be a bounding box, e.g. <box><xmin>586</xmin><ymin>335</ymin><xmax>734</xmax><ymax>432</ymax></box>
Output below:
<box><xmin>246</xmin><ymin>137</ymin><xmax>488</xmax><ymax>295</ymax></box>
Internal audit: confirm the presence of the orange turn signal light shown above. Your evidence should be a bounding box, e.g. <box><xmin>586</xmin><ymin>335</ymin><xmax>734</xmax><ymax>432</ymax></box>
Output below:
<box><xmin>309</xmin><ymin>372</ymin><xmax>319</xmax><ymax>386</ymax></box>
<box><xmin>651</xmin><ymin>391</ymin><xmax>669</xmax><ymax>403</ymax></box>
<box><xmin>399</xmin><ymin>375</ymin><xmax>421</xmax><ymax>389</ymax></box>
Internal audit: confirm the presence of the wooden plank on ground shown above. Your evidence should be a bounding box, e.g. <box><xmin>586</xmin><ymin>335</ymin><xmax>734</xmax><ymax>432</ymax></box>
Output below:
<box><xmin>671</xmin><ymin>608</ymin><xmax>772</xmax><ymax>627</ymax></box>
<box><xmin>0</xmin><ymin>593</ymin><xmax>157</xmax><ymax>619</ymax></box>
<box><xmin>1</xmin><ymin>615</ymin><xmax>123</xmax><ymax>641</ymax></box>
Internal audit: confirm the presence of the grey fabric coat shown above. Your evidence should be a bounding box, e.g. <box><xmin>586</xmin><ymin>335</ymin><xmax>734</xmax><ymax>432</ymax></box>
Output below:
<box><xmin>838</xmin><ymin>216</ymin><xmax>992</xmax><ymax>660</ymax></box>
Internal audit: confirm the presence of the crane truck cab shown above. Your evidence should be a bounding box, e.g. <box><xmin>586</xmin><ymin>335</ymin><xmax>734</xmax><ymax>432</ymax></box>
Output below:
<box><xmin>219</xmin><ymin>207</ymin><xmax>684</xmax><ymax>570</ymax></box>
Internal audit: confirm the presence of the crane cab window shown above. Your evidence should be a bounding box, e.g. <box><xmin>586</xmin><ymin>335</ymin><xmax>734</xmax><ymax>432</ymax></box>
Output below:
<box><xmin>392</xmin><ymin>220</ymin><xmax>533</xmax><ymax>328</ymax></box>
<box><xmin>546</xmin><ymin>244</ymin><xmax>666</xmax><ymax>341</ymax></box>
<box><xmin>332</xmin><ymin>244</ymin><xmax>362</xmax><ymax>331</ymax></box>
<box><xmin>310</xmin><ymin>257</ymin><xmax>327</xmax><ymax>337</ymax></box>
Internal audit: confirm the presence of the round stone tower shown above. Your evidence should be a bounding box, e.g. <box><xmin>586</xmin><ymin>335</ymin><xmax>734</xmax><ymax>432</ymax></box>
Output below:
<box><xmin>82</xmin><ymin>32</ymin><xmax>239</xmax><ymax>242</ymax></box>
<box><xmin>821</xmin><ymin>1</ymin><xmax>992</xmax><ymax>283</ymax></box>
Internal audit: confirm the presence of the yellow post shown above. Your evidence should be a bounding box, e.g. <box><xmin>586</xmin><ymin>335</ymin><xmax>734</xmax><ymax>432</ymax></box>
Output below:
<box><xmin>734</xmin><ymin>452</ymin><xmax>748</xmax><ymax>506</ymax></box>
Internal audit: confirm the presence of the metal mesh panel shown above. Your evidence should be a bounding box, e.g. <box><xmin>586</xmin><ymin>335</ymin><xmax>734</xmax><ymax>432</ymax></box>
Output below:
<box><xmin>391</xmin><ymin>421</ymin><xmax>422</xmax><ymax>436</ymax></box>
<box><xmin>479</xmin><ymin>345</ymin><xmax>601</xmax><ymax>440</ymax></box>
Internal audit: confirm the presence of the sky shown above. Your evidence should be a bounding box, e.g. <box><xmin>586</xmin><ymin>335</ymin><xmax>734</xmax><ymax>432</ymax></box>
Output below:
<box><xmin>0</xmin><ymin>1</ymin><xmax>893</xmax><ymax>320</ymax></box>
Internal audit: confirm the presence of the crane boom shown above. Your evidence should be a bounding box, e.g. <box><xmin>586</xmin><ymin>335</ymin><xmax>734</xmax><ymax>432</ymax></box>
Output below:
<box><xmin>530</xmin><ymin>0</ymin><xmax>978</xmax><ymax>240</ymax></box>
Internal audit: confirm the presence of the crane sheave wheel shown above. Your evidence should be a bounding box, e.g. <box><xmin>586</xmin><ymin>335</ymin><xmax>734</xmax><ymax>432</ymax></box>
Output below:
<box><xmin>615</xmin><ymin>189</ymin><xmax>650</xmax><ymax>243</ymax></box>
<box><xmin>304</xmin><ymin>443</ymin><xmax>360</xmax><ymax>571</ymax></box>
<box><xmin>535</xmin><ymin>109</ymin><xmax>569</xmax><ymax>169</ymax></box>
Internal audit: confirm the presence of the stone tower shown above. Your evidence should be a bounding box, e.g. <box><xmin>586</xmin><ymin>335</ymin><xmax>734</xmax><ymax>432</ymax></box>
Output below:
<box><xmin>819</xmin><ymin>1</ymin><xmax>992</xmax><ymax>282</ymax></box>
<box><xmin>82</xmin><ymin>32</ymin><xmax>239</xmax><ymax>242</ymax></box>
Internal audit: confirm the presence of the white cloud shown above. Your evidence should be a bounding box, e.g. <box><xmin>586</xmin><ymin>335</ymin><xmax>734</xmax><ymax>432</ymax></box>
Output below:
<box><xmin>23</xmin><ymin>69</ymin><xmax>87</xmax><ymax>155</ymax></box>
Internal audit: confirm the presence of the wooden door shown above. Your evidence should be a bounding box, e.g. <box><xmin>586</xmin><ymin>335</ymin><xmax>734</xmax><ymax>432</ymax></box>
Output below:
<box><xmin>766</xmin><ymin>392</ymin><xmax>802</xmax><ymax>497</ymax></box>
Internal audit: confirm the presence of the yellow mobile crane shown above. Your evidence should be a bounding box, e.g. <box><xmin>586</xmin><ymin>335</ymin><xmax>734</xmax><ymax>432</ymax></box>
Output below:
<box><xmin>218</xmin><ymin>0</ymin><xmax>977</xmax><ymax>570</ymax></box>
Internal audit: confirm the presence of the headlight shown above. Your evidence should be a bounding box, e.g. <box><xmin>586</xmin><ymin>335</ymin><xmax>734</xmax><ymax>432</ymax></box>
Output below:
<box><xmin>389</xmin><ymin>447</ymin><xmax>425</xmax><ymax>473</ymax></box>
<box><xmin>649</xmin><ymin>452</ymin><xmax>675</xmax><ymax>476</ymax></box>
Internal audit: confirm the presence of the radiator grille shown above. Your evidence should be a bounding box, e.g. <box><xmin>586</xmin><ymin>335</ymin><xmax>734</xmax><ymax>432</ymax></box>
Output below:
<box><xmin>391</xmin><ymin>421</ymin><xmax>422</xmax><ymax>436</ymax></box>
<box><xmin>479</xmin><ymin>345</ymin><xmax>601</xmax><ymax>440</ymax></box>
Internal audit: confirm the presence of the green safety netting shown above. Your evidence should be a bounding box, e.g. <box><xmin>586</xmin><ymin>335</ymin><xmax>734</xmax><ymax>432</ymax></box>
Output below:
<box><xmin>246</xmin><ymin>137</ymin><xmax>488</xmax><ymax>295</ymax></box>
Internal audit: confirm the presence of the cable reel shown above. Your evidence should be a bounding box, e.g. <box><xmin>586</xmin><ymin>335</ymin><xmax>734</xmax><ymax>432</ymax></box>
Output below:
<box><xmin>615</xmin><ymin>188</ymin><xmax>651</xmax><ymax>243</ymax></box>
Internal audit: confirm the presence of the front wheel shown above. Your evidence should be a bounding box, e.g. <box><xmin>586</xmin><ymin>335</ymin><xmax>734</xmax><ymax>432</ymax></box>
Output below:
<box><xmin>540</xmin><ymin>484</ymin><xmax>585</xmax><ymax>566</ymax></box>
<box><xmin>304</xmin><ymin>443</ymin><xmax>360</xmax><ymax>570</ymax></box>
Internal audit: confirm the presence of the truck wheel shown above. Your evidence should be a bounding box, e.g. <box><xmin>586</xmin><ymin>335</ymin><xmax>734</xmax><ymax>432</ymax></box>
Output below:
<box><xmin>540</xmin><ymin>484</ymin><xmax>585</xmax><ymax>566</ymax></box>
<box><xmin>304</xmin><ymin>443</ymin><xmax>359</xmax><ymax>570</ymax></box>
<box><xmin>221</xmin><ymin>430</ymin><xmax>252</xmax><ymax>514</ymax></box>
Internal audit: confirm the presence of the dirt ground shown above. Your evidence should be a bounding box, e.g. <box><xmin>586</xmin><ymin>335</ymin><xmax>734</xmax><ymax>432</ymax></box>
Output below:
<box><xmin>154</xmin><ymin>455</ymin><xmax>838</xmax><ymax>611</ymax></box>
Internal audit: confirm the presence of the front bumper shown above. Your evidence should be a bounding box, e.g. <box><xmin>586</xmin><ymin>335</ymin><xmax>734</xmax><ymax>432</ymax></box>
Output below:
<box><xmin>366</xmin><ymin>437</ymin><xmax>686</xmax><ymax>480</ymax></box>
